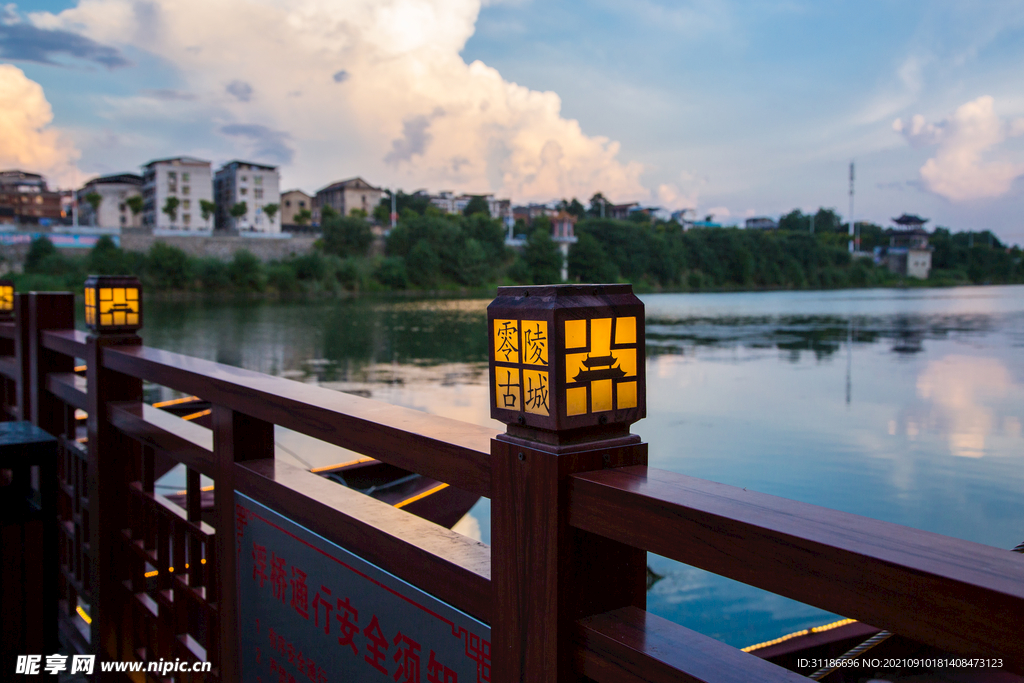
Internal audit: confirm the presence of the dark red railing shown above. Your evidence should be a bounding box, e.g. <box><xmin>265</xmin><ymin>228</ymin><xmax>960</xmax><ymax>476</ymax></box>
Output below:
<box><xmin>2</xmin><ymin>291</ymin><xmax>1021</xmax><ymax>682</ymax></box>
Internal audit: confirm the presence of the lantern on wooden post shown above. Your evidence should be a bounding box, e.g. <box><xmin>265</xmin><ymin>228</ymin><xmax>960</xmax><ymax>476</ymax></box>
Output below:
<box><xmin>488</xmin><ymin>283</ymin><xmax>646</xmax><ymax>447</ymax></box>
<box><xmin>488</xmin><ymin>284</ymin><xmax>649</xmax><ymax>682</ymax></box>
<box><xmin>0</xmin><ymin>279</ymin><xmax>14</xmax><ymax>320</ymax></box>
<box><xmin>84</xmin><ymin>275</ymin><xmax>142</xmax><ymax>334</ymax></box>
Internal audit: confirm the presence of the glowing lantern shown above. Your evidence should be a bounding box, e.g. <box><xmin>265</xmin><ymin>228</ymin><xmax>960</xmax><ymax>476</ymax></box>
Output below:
<box><xmin>0</xmin><ymin>279</ymin><xmax>13</xmax><ymax>319</ymax></box>
<box><xmin>84</xmin><ymin>275</ymin><xmax>142</xmax><ymax>333</ymax></box>
<box><xmin>488</xmin><ymin>284</ymin><xmax>645</xmax><ymax>439</ymax></box>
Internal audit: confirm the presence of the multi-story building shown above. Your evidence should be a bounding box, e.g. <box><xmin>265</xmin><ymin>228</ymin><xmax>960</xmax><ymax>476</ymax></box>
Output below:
<box><xmin>881</xmin><ymin>214</ymin><xmax>932</xmax><ymax>279</ymax></box>
<box><xmin>280</xmin><ymin>190</ymin><xmax>313</xmax><ymax>228</ymax></box>
<box><xmin>76</xmin><ymin>173</ymin><xmax>144</xmax><ymax>230</ymax></box>
<box><xmin>141</xmin><ymin>157</ymin><xmax>213</xmax><ymax>232</ymax></box>
<box><xmin>214</xmin><ymin>161</ymin><xmax>281</xmax><ymax>233</ymax></box>
<box><xmin>430</xmin><ymin>192</ymin><xmax>513</xmax><ymax>225</ymax></box>
<box><xmin>314</xmin><ymin>177</ymin><xmax>384</xmax><ymax>223</ymax></box>
<box><xmin>0</xmin><ymin>170</ymin><xmax>63</xmax><ymax>226</ymax></box>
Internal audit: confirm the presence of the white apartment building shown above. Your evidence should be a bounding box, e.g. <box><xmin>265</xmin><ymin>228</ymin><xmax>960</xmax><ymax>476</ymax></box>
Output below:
<box><xmin>430</xmin><ymin>192</ymin><xmax>512</xmax><ymax>225</ymax></box>
<box><xmin>141</xmin><ymin>157</ymin><xmax>213</xmax><ymax>232</ymax></box>
<box><xmin>214</xmin><ymin>160</ymin><xmax>281</xmax><ymax>233</ymax></box>
<box><xmin>77</xmin><ymin>173</ymin><xmax>144</xmax><ymax>230</ymax></box>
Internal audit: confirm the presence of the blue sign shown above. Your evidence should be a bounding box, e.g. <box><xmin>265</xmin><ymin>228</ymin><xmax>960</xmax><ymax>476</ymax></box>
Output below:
<box><xmin>235</xmin><ymin>493</ymin><xmax>491</xmax><ymax>683</ymax></box>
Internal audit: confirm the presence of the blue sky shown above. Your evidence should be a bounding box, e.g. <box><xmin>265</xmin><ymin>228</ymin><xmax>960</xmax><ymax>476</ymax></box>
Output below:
<box><xmin>3</xmin><ymin>0</ymin><xmax>1024</xmax><ymax>242</ymax></box>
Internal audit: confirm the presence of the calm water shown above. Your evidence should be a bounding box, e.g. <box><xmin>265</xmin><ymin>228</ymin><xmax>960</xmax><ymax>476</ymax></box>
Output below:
<box><xmin>140</xmin><ymin>286</ymin><xmax>1024</xmax><ymax>649</ymax></box>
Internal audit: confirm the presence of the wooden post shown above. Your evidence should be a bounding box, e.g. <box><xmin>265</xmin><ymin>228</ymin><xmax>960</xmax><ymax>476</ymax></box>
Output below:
<box><xmin>14</xmin><ymin>294</ymin><xmax>31</xmax><ymax>423</ymax></box>
<box><xmin>86</xmin><ymin>332</ymin><xmax>143</xmax><ymax>664</ymax></box>
<box><xmin>488</xmin><ymin>285</ymin><xmax>649</xmax><ymax>682</ymax></box>
<box><xmin>213</xmin><ymin>407</ymin><xmax>274</xmax><ymax>681</ymax></box>
<box><xmin>27</xmin><ymin>293</ymin><xmax>75</xmax><ymax>436</ymax></box>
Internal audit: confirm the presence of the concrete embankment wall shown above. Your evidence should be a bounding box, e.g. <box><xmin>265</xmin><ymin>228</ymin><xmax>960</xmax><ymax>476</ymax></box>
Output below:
<box><xmin>120</xmin><ymin>234</ymin><xmax>319</xmax><ymax>262</ymax></box>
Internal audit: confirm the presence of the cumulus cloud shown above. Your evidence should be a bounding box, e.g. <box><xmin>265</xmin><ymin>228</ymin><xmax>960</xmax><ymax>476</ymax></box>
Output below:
<box><xmin>0</xmin><ymin>64</ymin><xmax>81</xmax><ymax>186</ymax></box>
<box><xmin>655</xmin><ymin>170</ymin><xmax>707</xmax><ymax>211</ymax></box>
<box><xmin>220</xmin><ymin>123</ymin><xmax>293</xmax><ymax>164</ymax></box>
<box><xmin>0</xmin><ymin>4</ymin><xmax>130</xmax><ymax>68</ymax></box>
<box><xmin>893</xmin><ymin>96</ymin><xmax>1024</xmax><ymax>202</ymax></box>
<box><xmin>31</xmin><ymin>0</ymin><xmax>647</xmax><ymax>202</ymax></box>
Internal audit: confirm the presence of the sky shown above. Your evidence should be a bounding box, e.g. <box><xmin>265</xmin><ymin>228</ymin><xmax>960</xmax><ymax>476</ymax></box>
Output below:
<box><xmin>2</xmin><ymin>0</ymin><xmax>1024</xmax><ymax>243</ymax></box>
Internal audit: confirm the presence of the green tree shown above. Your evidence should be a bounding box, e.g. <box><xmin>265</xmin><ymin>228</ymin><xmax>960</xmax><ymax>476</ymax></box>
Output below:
<box><xmin>126</xmin><ymin>195</ymin><xmax>144</xmax><ymax>218</ymax></box>
<box><xmin>588</xmin><ymin>192</ymin><xmax>608</xmax><ymax>217</ymax></box>
<box><xmin>87</xmin><ymin>236</ymin><xmax>131</xmax><ymax>275</ymax></box>
<box><xmin>568</xmin><ymin>233</ymin><xmax>618</xmax><ymax>283</ymax></box>
<box><xmin>406</xmin><ymin>241</ymin><xmax>440</xmax><ymax>287</ymax></box>
<box><xmin>85</xmin><ymin>192</ymin><xmax>102</xmax><ymax>224</ymax></box>
<box><xmin>25</xmin><ymin>237</ymin><xmax>57</xmax><ymax>272</ymax></box>
<box><xmin>462</xmin><ymin>195</ymin><xmax>490</xmax><ymax>217</ymax></box>
<box><xmin>230</xmin><ymin>202</ymin><xmax>248</xmax><ymax>220</ymax></box>
<box><xmin>294</xmin><ymin>209</ymin><xmax>312</xmax><ymax>226</ymax></box>
<box><xmin>321</xmin><ymin>215</ymin><xmax>373</xmax><ymax>257</ymax></box>
<box><xmin>374</xmin><ymin>257</ymin><xmax>408</xmax><ymax>289</ymax></box>
<box><xmin>162</xmin><ymin>196</ymin><xmax>180</xmax><ymax>223</ymax></box>
<box><xmin>349</xmin><ymin>208</ymin><xmax>368</xmax><ymax>219</ymax></box>
<box><xmin>146</xmin><ymin>242</ymin><xmax>190</xmax><ymax>289</ymax></box>
<box><xmin>524</xmin><ymin>226</ymin><xmax>562</xmax><ymax>284</ymax></box>
<box><xmin>199</xmin><ymin>199</ymin><xmax>216</xmax><ymax>227</ymax></box>
<box><xmin>264</xmin><ymin>203</ymin><xmax>280</xmax><ymax>225</ymax></box>
<box><xmin>229</xmin><ymin>250</ymin><xmax>265</xmax><ymax>291</ymax></box>
<box><xmin>456</xmin><ymin>238</ymin><xmax>489</xmax><ymax>286</ymax></box>
<box><xmin>320</xmin><ymin>205</ymin><xmax>339</xmax><ymax>222</ymax></box>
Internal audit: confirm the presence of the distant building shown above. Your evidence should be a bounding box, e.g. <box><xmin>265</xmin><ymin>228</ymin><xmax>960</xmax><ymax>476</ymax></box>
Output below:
<box><xmin>314</xmin><ymin>177</ymin><xmax>383</xmax><ymax>223</ymax></box>
<box><xmin>0</xmin><ymin>170</ymin><xmax>63</xmax><ymax>226</ymax></box>
<box><xmin>551</xmin><ymin>211</ymin><xmax>578</xmax><ymax>281</ymax></box>
<box><xmin>76</xmin><ymin>173</ymin><xmax>143</xmax><ymax>230</ymax></box>
<box><xmin>429</xmin><ymin>192</ymin><xmax>513</xmax><ymax>225</ymax></box>
<box><xmin>881</xmin><ymin>214</ymin><xmax>932</xmax><ymax>279</ymax></box>
<box><xmin>607</xmin><ymin>202</ymin><xmax>639</xmax><ymax>220</ymax></box>
<box><xmin>214</xmin><ymin>161</ymin><xmax>281</xmax><ymax>233</ymax></box>
<box><xmin>745</xmin><ymin>216</ymin><xmax>778</xmax><ymax>230</ymax></box>
<box><xmin>141</xmin><ymin>157</ymin><xmax>213</xmax><ymax>232</ymax></box>
<box><xmin>281</xmin><ymin>189</ymin><xmax>313</xmax><ymax>229</ymax></box>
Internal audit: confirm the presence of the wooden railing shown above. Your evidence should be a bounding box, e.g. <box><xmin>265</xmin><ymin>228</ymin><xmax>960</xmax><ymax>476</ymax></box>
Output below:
<box><xmin>2</xmin><ymin>290</ymin><xmax>1022</xmax><ymax>682</ymax></box>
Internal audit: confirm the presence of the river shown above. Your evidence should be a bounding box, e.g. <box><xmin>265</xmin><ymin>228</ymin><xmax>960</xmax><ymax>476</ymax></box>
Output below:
<box><xmin>138</xmin><ymin>285</ymin><xmax>1024</xmax><ymax>649</ymax></box>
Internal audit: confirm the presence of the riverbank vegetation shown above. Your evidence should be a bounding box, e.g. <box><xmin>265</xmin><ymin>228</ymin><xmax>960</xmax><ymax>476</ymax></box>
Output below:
<box><xmin>11</xmin><ymin>203</ymin><xmax>1024</xmax><ymax>296</ymax></box>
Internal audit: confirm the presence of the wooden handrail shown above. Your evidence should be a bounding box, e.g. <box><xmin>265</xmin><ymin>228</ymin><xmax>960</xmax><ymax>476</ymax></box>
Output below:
<box><xmin>0</xmin><ymin>354</ymin><xmax>17</xmax><ymax>381</ymax></box>
<box><xmin>108</xmin><ymin>402</ymin><xmax>216</xmax><ymax>478</ymax></box>
<box><xmin>567</xmin><ymin>466</ymin><xmax>1024</xmax><ymax>664</ymax></box>
<box><xmin>46</xmin><ymin>373</ymin><xmax>87</xmax><ymax>411</ymax></box>
<box><xmin>102</xmin><ymin>345</ymin><xmax>495</xmax><ymax>496</ymax></box>
<box><xmin>0</xmin><ymin>320</ymin><xmax>15</xmax><ymax>340</ymax></box>
<box><xmin>41</xmin><ymin>329</ymin><xmax>88</xmax><ymax>359</ymax></box>
<box><xmin>234</xmin><ymin>458</ymin><xmax>492</xmax><ymax>623</ymax></box>
<box><xmin>576</xmin><ymin>606</ymin><xmax>808</xmax><ymax>683</ymax></box>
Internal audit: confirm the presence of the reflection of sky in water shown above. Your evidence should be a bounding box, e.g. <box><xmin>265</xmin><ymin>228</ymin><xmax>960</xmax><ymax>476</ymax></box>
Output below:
<box><xmin>141</xmin><ymin>286</ymin><xmax>1024</xmax><ymax>649</ymax></box>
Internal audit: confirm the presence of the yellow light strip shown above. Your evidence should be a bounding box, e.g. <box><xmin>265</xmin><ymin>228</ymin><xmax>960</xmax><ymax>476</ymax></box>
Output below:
<box><xmin>181</xmin><ymin>409</ymin><xmax>212</xmax><ymax>421</ymax></box>
<box><xmin>76</xmin><ymin>436</ymin><xmax>88</xmax><ymax>444</ymax></box>
<box><xmin>310</xmin><ymin>457</ymin><xmax>375</xmax><ymax>473</ymax></box>
<box><xmin>74</xmin><ymin>365</ymin><xmax>87</xmax><ymax>373</ymax></box>
<box><xmin>76</xmin><ymin>605</ymin><xmax>92</xmax><ymax>625</ymax></box>
<box><xmin>145</xmin><ymin>570</ymin><xmax>159</xmax><ymax>578</ymax></box>
<box><xmin>173</xmin><ymin>484</ymin><xmax>216</xmax><ymax>497</ymax></box>
<box><xmin>741</xmin><ymin>618</ymin><xmax>858</xmax><ymax>653</ymax></box>
<box><xmin>152</xmin><ymin>396</ymin><xmax>202</xmax><ymax>408</ymax></box>
<box><xmin>394</xmin><ymin>483</ymin><xmax>449</xmax><ymax>510</ymax></box>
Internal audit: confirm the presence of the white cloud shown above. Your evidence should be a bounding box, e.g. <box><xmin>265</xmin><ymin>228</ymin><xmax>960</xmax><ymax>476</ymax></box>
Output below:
<box><xmin>655</xmin><ymin>170</ymin><xmax>706</xmax><ymax>211</ymax></box>
<box><xmin>0</xmin><ymin>63</ymin><xmax>81</xmax><ymax>187</ymax></box>
<box><xmin>31</xmin><ymin>0</ymin><xmax>647</xmax><ymax>202</ymax></box>
<box><xmin>893</xmin><ymin>96</ymin><xmax>1024</xmax><ymax>202</ymax></box>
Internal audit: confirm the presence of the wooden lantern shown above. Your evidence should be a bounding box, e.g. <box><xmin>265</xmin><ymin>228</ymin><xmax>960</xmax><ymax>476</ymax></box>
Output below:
<box><xmin>488</xmin><ymin>284</ymin><xmax>645</xmax><ymax>440</ymax></box>
<box><xmin>84</xmin><ymin>275</ymin><xmax>142</xmax><ymax>333</ymax></box>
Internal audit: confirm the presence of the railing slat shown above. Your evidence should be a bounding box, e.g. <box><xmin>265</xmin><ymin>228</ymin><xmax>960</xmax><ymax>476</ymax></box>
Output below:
<box><xmin>235</xmin><ymin>458</ymin><xmax>491</xmax><ymax>624</ymax></box>
<box><xmin>104</xmin><ymin>346</ymin><xmax>494</xmax><ymax>496</ymax></box>
<box><xmin>46</xmin><ymin>373</ymin><xmax>88</xmax><ymax>411</ymax></box>
<box><xmin>0</xmin><ymin>320</ymin><xmax>15</xmax><ymax>340</ymax></box>
<box><xmin>568</xmin><ymin>466</ymin><xmax>1024</xmax><ymax>664</ymax></box>
<box><xmin>0</xmin><ymin>354</ymin><xmax>17</xmax><ymax>380</ymax></box>
<box><xmin>108</xmin><ymin>402</ymin><xmax>216</xmax><ymax>478</ymax></box>
<box><xmin>577</xmin><ymin>606</ymin><xmax>807</xmax><ymax>683</ymax></box>
<box><xmin>41</xmin><ymin>329</ymin><xmax>88</xmax><ymax>359</ymax></box>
